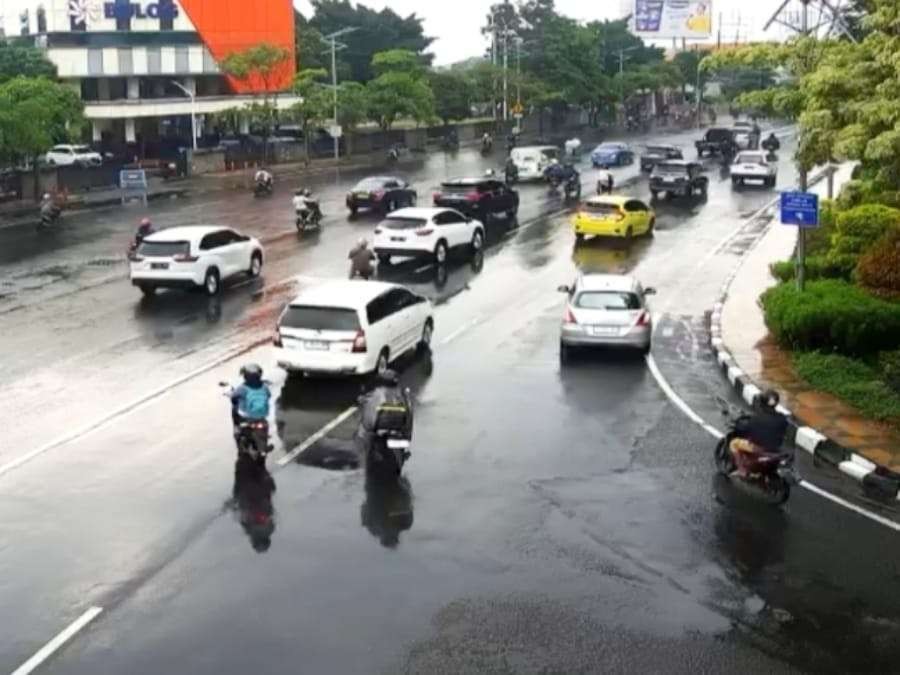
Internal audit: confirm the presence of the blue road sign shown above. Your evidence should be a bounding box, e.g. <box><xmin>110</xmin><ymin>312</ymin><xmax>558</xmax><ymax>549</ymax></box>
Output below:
<box><xmin>780</xmin><ymin>191</ymin><xmax>819</xmax><ymax>228</ymax></box>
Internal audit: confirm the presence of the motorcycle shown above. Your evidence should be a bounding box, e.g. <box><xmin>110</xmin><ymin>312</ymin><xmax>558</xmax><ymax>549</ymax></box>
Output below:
<box><xmin>222</xmin><ymin>383</ymin><xmax>273</xmax><ymax>466</ymax></box>
<box><xmin>505</xmin><ymin>166</ymin><xmax>519</xmax><ymax>185</ymax></box>
<box><xmin>480</xmin><ymin>139</ymin><xmax>494</xmax><ymax>156</ymax></box>
<box><xmin>37</xmin><ymin>203</ymin><xmax>61</xmax><ymax>231</ymax></box>
<box><xmin>357</xmin><ymin>386</ymin><xmax>414</xmax><ymax>477</ymax></box>
<box><xmin>563</xmin><ymin>175</ymin><xmax>582</xmax><ymax>201</ymax></box>
<box><xmin>254</xmin><ymin>180</ymin><xmax>273</xmax><ymax>198</ymax></box>
<box><xmin>295</xmin><ymin>201</ymin><xmax>322</xmax><ymax>234</ymax></box>
<box><xmin>713</xmin><ymin>396</ymin><xmax>799</xmax><ymax>505</ymax></box>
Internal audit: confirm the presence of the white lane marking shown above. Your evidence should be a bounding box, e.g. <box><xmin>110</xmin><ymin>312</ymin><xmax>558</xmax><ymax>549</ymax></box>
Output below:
<box><xmin>11</xmin><ymin>606</ymin><xmax>103</xmax><ymax>675</ymax></box>
<box><xmin>646</xmin><ymin>352</ymin><xmax>900</xmax><ymax>533</ymax></box>
<box><xmin>800</xmin><ymin>481</ymin><xmax>900</xmax><ymax>533</ymax></box>
<box><xmin>276</xmin><ymin>406</ymin><xmax>358</xmax><ymax>467</ymax></box>
<box><xmin>440</xmin><ymin>316</ymin><xmax>483</xmax><ymax>346</ymax></box>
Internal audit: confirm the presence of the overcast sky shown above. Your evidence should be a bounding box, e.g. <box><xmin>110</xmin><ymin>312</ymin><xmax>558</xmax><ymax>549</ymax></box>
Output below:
<box><xmin>293</xmin><ymin>1</ymin><xmax>795</xmax><ymax>65</ymax></box>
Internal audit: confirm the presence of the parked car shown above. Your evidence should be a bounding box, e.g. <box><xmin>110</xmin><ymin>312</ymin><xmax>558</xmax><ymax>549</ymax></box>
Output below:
<box><xmin>732</xmin><ymin>121</ymin><xmax>761</xmax><ymax>150</ymax></box>
<box><xmin>558</xmin><ymin>273</ymin><xmax>656</xmax><ymax>360</ymax></box>
<box><xmin>44</xmin><ymin>144</ymin><xmax>102</xmax><ymax>167</ymax></box>
<box><xmin>731</xmin><ymin>151</ymin><xmax>777</xmax><ymax>188</ymax></box>
<box><xmin>273</xmin><ymin>280</ymin><xmax>434</xmax><ymax>377</ymax></box>
<box><xmin>129</xmin><ymin>225</ymin><xmax>263</xmax><ymax>298</ymax></box>
<box><xmin>649</xmin><ymin>160</ymin><xmax>709</xmax><ymax>200</ymax></box>
<box><xmin>640</xmin><ymin>144</ymin><xmax>683</xmax><ymax>172</ymax></box>
<box><xmin>591</xmin><ymin>142</ymin><xmax>635</xmax><ymax>167</ymax></box>
<box><xmin>510</xmin><ymin>146</ymin><xmax>561</xmax><ymax>181</ymax></box>
<box><xmin>373</xmin><ymin>207</ymin><xmax>484</xmax><ymax>265</ymax></box>
<box><xmin>347</xmin><ymin>176</ymin><xmax>417</xmax><ymax>215</ymax></box>
<box><xmin>572</xmin><ymin>196</ymin><xmax>655</xmax><ymax>241</ymax></box>
<box><xmin>695</xmin><ymin>128</ymin><xmax>738</xmax><ymax>159</ymax></box>
<box><xmin>433</xmin><ymin>177</ymin><xmax>519</xmax><ymax>222</ymax></box>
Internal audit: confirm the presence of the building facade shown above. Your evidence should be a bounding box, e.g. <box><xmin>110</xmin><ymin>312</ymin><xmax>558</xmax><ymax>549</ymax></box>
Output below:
<box><xmin>2</xmin><ymin>0</ymin><xmax>296</xmax><ymax>157</ymax></box>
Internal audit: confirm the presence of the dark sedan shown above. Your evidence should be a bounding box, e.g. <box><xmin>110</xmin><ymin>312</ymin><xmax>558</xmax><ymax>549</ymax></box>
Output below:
<box><xmin>433</xmin><ymin>177</ymin><xmax>519</xmax><ymax>222</ymax></box>
<box><xmin>640</xmin><ymin>144</ymin><xmax>683</xmax><ymax>172</ymax></box>
<box><xmin>346</xmin><ymin>176</ymin><xmax>417</xmax><ymax>215</ymax></box>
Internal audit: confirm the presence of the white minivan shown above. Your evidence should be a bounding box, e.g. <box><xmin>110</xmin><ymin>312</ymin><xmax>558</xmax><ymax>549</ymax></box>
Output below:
<box><xmin>510</xmin><ymin>145</ymin><xmax>560</xmax><ymax>181</ymax></box>
<box><xmin>274</xmin><ymin>281</ymin><xmax>434</xmax><ymax>377</ymax></box>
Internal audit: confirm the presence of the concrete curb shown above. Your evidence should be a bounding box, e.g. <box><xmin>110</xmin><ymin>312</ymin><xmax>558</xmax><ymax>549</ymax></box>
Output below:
<box><xmin>708</xmin><ymin>167</ymin><xmax>900</xmax><ymax>502</ymax></box>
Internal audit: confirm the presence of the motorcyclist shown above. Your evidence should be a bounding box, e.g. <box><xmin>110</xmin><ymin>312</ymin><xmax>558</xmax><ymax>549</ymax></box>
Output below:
<box><xmin>135</xmin><ymin>217</ymin><xmax>155</xmax><ymax>243</ymax></box>
<box><xmin>358</xmin><ymin>369</ymin><xmax>412</xmax><ymax>442</ymax></box>
<box><xmin>481</xmin><ymin>132</ymin><xmax>493</xmax><ymax>151</ymax></box>
<box><xmin>506</xmin><ymin>131</ymin><xmax>518</xmax><ymax>153</ymax></box>
<box><xmin>729</xmin><ymin>389</ymin><xmax>788</xmax><ymax>478</ymax></box>
<box><xmin>230</xmin><ymin>364</ymin><xmax>272</xmax><ymax>437</ymax></box>
<box><xmin>596</xmin><ymin>166</ymin><xmax>614</xmax><ymax>194</ymax></box>
<box><xmin>39</xmin><ymin>192</ymin><xmax>61</xmax><ymax>226</ymax></box>
<box><xmin>504</xmin><ymin>156</ymin><xmax>519</xmax><ymax>184</ymax></box>
<box><xmin>254</xmin><ymin>168</ymin><xmax>273</xmax><ymax>191</ymax></box>
<box><xmin>293</xmin><ymin>188</ymin><xmax>321</xmax><ymax>223</ymax></box>
<box><xmin>349</xmin><ymin>238</ymin><xmax>376</xmax><ymax>280</ymax></box>
<box><xmin>762</xmin><ymin>132</ymin><xmax>781</xmax><ymax>152</ymax></box>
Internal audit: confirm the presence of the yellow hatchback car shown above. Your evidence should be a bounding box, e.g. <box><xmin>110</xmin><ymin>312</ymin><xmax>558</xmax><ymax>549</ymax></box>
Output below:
<box><xmin>572</xmin><ymin>195</ymin><xmax>655</xmax><ymax>240</ymax></box>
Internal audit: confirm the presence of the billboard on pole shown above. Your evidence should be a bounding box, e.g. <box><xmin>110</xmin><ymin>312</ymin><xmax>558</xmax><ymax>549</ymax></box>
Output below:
<box><xmin>634</xmin><ymin>0</ymin><xmax>713</xmax><ymax>38</ymax></box>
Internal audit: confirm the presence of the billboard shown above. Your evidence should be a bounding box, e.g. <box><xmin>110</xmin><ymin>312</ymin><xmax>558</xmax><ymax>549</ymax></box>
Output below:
<box><xmin>634</xmin><ymin>0</ymin><xmax>712</xmax><ymax>38</ymax></box>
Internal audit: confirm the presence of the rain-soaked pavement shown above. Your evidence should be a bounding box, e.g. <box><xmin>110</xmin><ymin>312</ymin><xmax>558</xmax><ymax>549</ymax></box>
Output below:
<box><xmin>3</xmin><ymin>126</ymin><xmax>900</xmax><ymax>674</ymax></box>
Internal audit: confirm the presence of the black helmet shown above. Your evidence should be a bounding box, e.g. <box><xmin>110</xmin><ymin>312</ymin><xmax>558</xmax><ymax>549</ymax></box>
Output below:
<box><xmin>377</xmin><ymin>369</ymin><xmax>400</xmax><ymax>386</ymax></box>
<box><xmin>760</xmin><ymin>388</ymin><xmax>780</xmax><ymax>410</ymax></box>
<box><xmin>241</xmin><ymin>363</ymin><xmax>263</xmax><ymax>385</ymax></box>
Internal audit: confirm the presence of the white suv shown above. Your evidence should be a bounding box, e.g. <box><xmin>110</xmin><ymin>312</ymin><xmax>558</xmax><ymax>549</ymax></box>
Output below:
<box><xmin>731</xmin><ymin>151</ymin><xmax>777</xmax><ymax>188</ymax></box>
<box><xmin>373</xmin><ymin>207</ymin><xmax>485</xmax><ymax>265</ymax></box>
<box><xmin>129</xmin><ymin>225</ymin><xmax>264</xmax><ymax>297</ymax></box>
<box><xmin>45</xmin><ymin>145</ymin><xmax>103</xmax><ymax>167</ymax></box>
<box><xmin>274</xmin><ymin>280</ymin><xmax>434</xmax><ymax>377</ymax></box>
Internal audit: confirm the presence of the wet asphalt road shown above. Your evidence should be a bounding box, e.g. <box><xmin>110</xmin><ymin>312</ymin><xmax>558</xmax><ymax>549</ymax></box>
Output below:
<box><xmin>3</xmin><ymin>126</ymin><xmax>900</xmax><ymax>674</ymax></box>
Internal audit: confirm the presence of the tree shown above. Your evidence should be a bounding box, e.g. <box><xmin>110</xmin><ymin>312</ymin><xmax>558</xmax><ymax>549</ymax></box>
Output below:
<box><xmin>290</xmin><ymin>68</ymin><xmax>332</xmax><ymax>163</ymax></box>
<box><xmin>0</xmin><ymin>42</ymin><xmax>56</xmax><ymax>84</ymax></box>
<box><xmin>429</xmin><ymin>71</ymin><xmax>472</xmax><ymax>125</ymax></box>
<box><xmin>365</xmin><ymin>49</ymin><xmax>435</xmax><ymax>131</ymax></box>
<box><xmin>673</xmin><ymin>50</ymin><xmax>703</xmax><ymax>98</ymax></box>
<box><xmin>336</xmin><ymin>81</ymin><xmax>368</xmax><ymax>156</ymax></box>
<box><xmin>294</xmin><ymin>11</ymin><xmax>328</xmax><ymax>71</ymax></box>
<box><xmin>309</xmin><ymin>0</ymin><xmax>433</xmax><ymax>82</ymax></box>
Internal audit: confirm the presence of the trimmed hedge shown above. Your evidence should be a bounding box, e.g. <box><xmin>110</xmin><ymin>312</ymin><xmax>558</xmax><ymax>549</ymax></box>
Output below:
<box><xmin>829</xmin><ymin>204</ymin><xmax>900</xmax><ymax>267</ymax></box>
<box><xmin>857</xmin><ymin>227</ymin><xmax>900</xmax><ymax>296</ymax></box>
<box><xmin>761</xmin><ymin>280</ymin><xmax>900</xmax><ymax>356</ymax></box>
<box><xmin>769</xmin><ymin>255</ymin><xmax>853</xmax><ymax>283</ymax></box>
<box><xmin>794</xmin><ymin>352</ymin><xmax>900</xmax><ymax>422</ymax></box>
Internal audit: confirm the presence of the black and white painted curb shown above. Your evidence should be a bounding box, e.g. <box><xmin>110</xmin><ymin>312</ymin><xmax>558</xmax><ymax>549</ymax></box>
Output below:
<box><xmin>709</xmin><ymin>251</ymin><xmax>900</xmax><ymax>502</ymax></box>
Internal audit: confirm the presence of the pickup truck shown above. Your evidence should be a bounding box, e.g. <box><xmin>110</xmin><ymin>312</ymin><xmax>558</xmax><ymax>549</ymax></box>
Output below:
<box><xmin>695</xmin><ymin>128</ymin><xmax>738</xmax><ymax>159</ymax></box>
<box><xmin>649</xmin><ymin>160</ymin><xmax>709</xmax><ymax>200</ymax></box>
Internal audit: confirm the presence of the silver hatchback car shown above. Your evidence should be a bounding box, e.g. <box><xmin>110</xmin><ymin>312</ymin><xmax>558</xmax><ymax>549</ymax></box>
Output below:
<box><xmin>558</xmin><ymin>274</ymin><xmax>656</xmax><ymax>361</ymax></box>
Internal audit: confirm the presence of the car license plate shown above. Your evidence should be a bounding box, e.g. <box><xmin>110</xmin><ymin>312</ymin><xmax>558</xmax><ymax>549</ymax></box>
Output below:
<box><xmin>151</xmin><ymin>262</ymin><xmax>169</xmax><ymax>270</ymax></box>
<box><xmin>304</xmin><ymin>340</ymin><xmax>329</xmax><ymax>351</ymax></box>
<box><xmin>391</xmin><ymin>236</ymin><xmax>405</xmax><ymax>242</ymax></box>
<box><xmin>387</xmin><ymin>439</ymin><xmax>410</xmax><ymax>450</ymax></box>
<box><xmin>591</xmin><ymin>326</ymin><xmax>618</xmax><ymax>337</ymax></box>
<box><xmin>355</xmin><ymin>192</ymin><xmax>369</xmax><ymax>198</ymax></box>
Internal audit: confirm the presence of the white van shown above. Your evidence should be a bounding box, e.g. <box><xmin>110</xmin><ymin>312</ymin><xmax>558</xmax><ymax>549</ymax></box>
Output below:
<box><xmin>511</xmin><ymin>145</ymin><xmax>560</xmax><ymax>181</ymax></box>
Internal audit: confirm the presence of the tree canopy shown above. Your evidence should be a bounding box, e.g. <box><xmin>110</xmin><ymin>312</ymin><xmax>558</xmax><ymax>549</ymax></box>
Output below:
<box><xmin>0</xmin><ymin>77</ymin><xmax>84</xmax><ymax>165</ymax></box>
<box><xmin>0</xmin><ymin>43</ymin><xmax>57</xmax><ymax>84</ymax></box>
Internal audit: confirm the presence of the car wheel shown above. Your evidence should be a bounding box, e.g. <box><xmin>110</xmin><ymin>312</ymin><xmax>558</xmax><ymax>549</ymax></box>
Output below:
<box><xmin>349</xmin><ymin>205</ymin><xmax>358</xmax><ymax>217</ymax></box>
<box><xmin>418</xmin><ymin>319</ymin><xmax>434</xmax><ymax>352</ymax></box>
<box><xmin>248</xmin><ymin>252</ymin><xmax>262</xmax><ymax>278</ymax></box>
<box><xmin>375</xmin><ymin>348</ymin><xmax>390</xmax><ymax>376</ymax></box>
<box><xmin>470</xmin><ymin>229</ymin><xmax>484</xmax><ymax>255</ymax></box>
<box><xmin>377</xmin><ymin>253</ymin><xmax>391</xmax><ymax>265</ymax></box>
<box><xmin>203</xmin><ymin>268</ymin><xmax>221</xmax><ymax>296</ymax></box>
<box><xmin>434</xmin><ymin>240</ymin><xmax>448</xmax><ymax>264</ymax></box>
<box><xmin>139</xmin><ymin>284</ymin><xmax>156</xmax><ymax>298</ymax></box>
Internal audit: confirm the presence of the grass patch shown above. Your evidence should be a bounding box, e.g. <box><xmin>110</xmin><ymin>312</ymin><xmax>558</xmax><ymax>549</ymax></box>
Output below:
<box><xmin>793</xmin><ymin>351</ymin><xmax>900</xmax><ymax>423</ymax></box>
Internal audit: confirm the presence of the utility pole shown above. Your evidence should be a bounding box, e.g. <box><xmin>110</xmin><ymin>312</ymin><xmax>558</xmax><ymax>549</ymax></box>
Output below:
<box><xmin>322</xmin><ymin>27</ymin><xmax>357</xmax><ymax>162</ymax></box>
<box><xmin>502</xmin><ymin>30</ymin><xmax>509</xmax><ymax>121</ymax></box>
<box><xmin>797</xmin><ymin>0</ymin><xmax>809</xmax><ymax>291</ymax></box>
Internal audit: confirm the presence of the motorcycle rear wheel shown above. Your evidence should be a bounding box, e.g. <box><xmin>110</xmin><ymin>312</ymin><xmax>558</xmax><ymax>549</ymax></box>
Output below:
<box><xmin>714</xmin><ymin>437</ymin><xmax>736</xmax><ymax>475</ymax></box>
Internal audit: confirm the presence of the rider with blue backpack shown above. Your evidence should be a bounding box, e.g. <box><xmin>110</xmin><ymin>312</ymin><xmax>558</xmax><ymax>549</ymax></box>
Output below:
<box><xmin>231</xmin><ymin>364</ymin><xmax>271</xmax><ymax>434</ymax></box>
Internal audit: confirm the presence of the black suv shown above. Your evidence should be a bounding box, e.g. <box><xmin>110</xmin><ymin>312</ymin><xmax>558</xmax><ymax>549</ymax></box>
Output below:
<box><xmin>346</xmin><ymin>176</ymin><xmax>417</xmax><ymax>215</ymax></box>
<box><xmin>640</xmin><ymin>144</ymin><xmax>683</xmax><ymax>172</ymax></box>
<box><xmin>695</xmin><ymin>128</ymin><xmax>738</xmax><ymax>159</ymax></box>
<box><xmin>433</xmin><ymin>177</ymin><xmax>519</xmax><ymax>222</ymax></box>
<box><xmin>649</xmin><ymin>160</ymin><xmax>709</xmax><ymax>199</ymax></box>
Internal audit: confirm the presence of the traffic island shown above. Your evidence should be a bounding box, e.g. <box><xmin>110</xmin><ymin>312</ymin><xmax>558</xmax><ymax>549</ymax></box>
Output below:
<box><xmin>709</xmin><ymin>163</ymin><xmax>900</xmax><ymax>501</ymax></box>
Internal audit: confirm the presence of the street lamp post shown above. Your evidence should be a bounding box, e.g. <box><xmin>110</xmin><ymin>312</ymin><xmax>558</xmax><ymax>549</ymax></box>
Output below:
<box><xmin>170</xmin><ymin>80</ymin><xmax>197</xmax><ymax>151</ymax></box>
<box><xmin>322</xmin><ymin>27</ymin><xmax>358</xmax><ymax>162</ymax></box>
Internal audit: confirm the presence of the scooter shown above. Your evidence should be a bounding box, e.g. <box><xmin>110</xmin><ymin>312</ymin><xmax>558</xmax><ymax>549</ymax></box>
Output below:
<box><xmin>480</xmin><ymin>139</ymin><xmax>493</xmax><ymax>156</ymax></box>
<box><xmin>357</xmin><ymin>386</ymin><xmax>414</xmax><ymax>477</ymax></box>
<box><xmin>713</xmin><ymin>396</ymin><xmax>799</xmax><ymax>505</ymax></box>
<box><xmin>37</xmin><ymin>203</ymin><xmax>61</xmax><ymax>231</ymax></box>
<box><xmin>254</xmin><ymin>180</ymin><xmax>273</xmax><ymax>198</ymax></box>
<box><xmin>221</xmin><ymin>383</ymin><xmax>274</xmax><ymax>467</ymax></box>
<box><xmin>563</xmin><ymin>174</ymin><xmax>582</xmax><ymax>201</ymax></box>
<box><xmin>295</xmin><ymin>201</ymin><xmax>322</xmax><ymax>234</ymax></box>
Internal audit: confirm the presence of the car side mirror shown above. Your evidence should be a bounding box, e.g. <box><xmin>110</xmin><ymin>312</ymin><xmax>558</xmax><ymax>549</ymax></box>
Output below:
<box><xmin>643</xmin><ymin>287</ymin><xmax>657</xmax><ymax>296</ymax></box>
<box><xmin>557</xmin><ymin>285</ymin><xmax>571</xmax><ymax>293</ymax></box>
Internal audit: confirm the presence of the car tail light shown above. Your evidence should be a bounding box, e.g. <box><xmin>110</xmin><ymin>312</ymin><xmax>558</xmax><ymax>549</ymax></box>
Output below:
<box><xmin>415</xmin><ymin>227</ymin><xmax>434</xmax><ymax>236</ymax></box>
<box><xmin>564</xmin><ymin>307</ymin><xmax>577</xmax><ymax>324</ymax></box>
<box><xmin>636</xmin><ymin>311</ymin><xmax>650</xmax><ymax>326</ymax></box>
<box><xmin>371</xmin><ymin>190</ymin><xmax>385</xmax><ymax>201</ymax></box>
<box><xmin>465</xmin><ymin>191</ymin><xmax>481</xmax><ymax>202</ymax></box>
<box><xmin>250</xmin><ymin>421</ymin><xmax>267</xmax><ymax>430</ymax></box>
<box><xmin>173</xmin><ymin>254</ymin><xmax>199</xmax><ymax>263</ymax></box>
<box><xmin>352</xmin><ymin>330</ymin><xmax>367</xmax><ymax>353</ymax></box>
<box><xmin>273</xmin><ymin>331</ymin><xmax>283</xmax><ymax>347</ymax></box>
<box><xmin>432</xmin><ymin>191</ymin><xmax>442</xmax><ymax>203</ymax></box>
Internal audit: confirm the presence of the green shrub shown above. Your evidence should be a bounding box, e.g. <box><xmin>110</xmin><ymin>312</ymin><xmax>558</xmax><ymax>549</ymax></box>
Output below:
<box><xmin>857</xmin><ymin>227</ymin><xmax>900</xmax><ymax>296</ymax></box>
<box><xmin>829</xmin><ymin>204</ymin><xmax>900</xmax><ymax>264</ymax></box>
<box><xmin>806</xmin><ymin>199</ymin><xmax>838</xmax><ymax>256</ymax></box>
<box><xmin>761</xmin><ymin>280</ymin><xmax>900</xmax><ymax>356</ymax></box>
<box><xmin>769</xmin><ymin>255</ymin><xmax>853</xmax><ymax>283</ymax></box>
<box><xmin>881</xmin><ymin>350</ymin><xmax>900</xmax><ymax>393</ymax></box>
<box><xmin>794</xmin><ymin>352</ymin><xmax>900</xmax><ymax>422</ymax></box>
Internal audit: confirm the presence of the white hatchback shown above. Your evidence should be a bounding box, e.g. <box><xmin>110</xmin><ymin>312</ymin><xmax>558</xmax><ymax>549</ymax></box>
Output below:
<box><xmin>129</xmin><ymin>225</ymin><xmax>264</xmax><ymax>297</ymax></box>
<box><xmin>274</xmin><ymin>280</ymin><xmax>434</xmax><ymax>377</ymax></box>
<box><xmin>45</xmin><ymin>144</ymin><xmax>103</xmax><ymax>167</ymax></box>
<box><xmin>373</xmin><ymin>207</ymin><xmax>485</xmax><ymax>265</ymax></box>
<box><xmin>731</xmin><ymin>151</ymin><xmax>777</xmax><ymax>188</ymax></box>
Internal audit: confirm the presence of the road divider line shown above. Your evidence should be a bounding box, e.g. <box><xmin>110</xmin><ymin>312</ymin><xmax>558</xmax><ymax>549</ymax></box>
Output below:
<box><xmin>11</xmin><ymin>606</ymin><xmax>103</xmax><ymax>675</ymax></box>
<box><xmin>277</xmin><ymin>406</ymin><xmax>358</xmax><ymax>467</ymax></box>
<box><xmin>646</xmin><ymin>350</ymin><xmax>900</xmax><ymax>534</ymax></box>
<box><xmin>440</xmin><ymin>316</ymin><xmax>483</xmax><ymax>346</ymax></box>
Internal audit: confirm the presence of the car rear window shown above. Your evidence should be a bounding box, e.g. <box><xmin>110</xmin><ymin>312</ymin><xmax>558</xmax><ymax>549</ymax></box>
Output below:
<box><xmin>137</xmin><ymin>241</ymin><xmax>190</xmax><ymax>257</ymax></box>
<box><xmin>706</xmin><ymin>129</ymin><xmax>733</xmax><ymax>141</ymax></box>
<box><xmin>73</xmin><ymin>145</ymin><xmax>92</xmax><ymax>153</ymax></box>
<box><xmin>656</xmin><ymin>163</ymin><xmax>687</xmax><ymax>174</ymax></box>
<box><xmin>353</xmin><ymin>177</ymin><xmax>386</xmax><ymax>191</ymax></box>
<box><xmin>280</xmin><ymin>306</ymin><xmax>360</xmax><ymax>331</ymax></box>
<box><xmin>584</xmin><ymin>202</ymin><xmax>621</xmax><ymax>215</ymax></box>
<box><xmin>381</xmin><ymin>216</ymin><xmax>428</xmax><ymax>230</ymax></box>
<box><xmin>736</xmin><ymin>153</ymin><xmax>766</xmax><ymax>165</ymax></box>
<box><xmin>540</xmin><ymin>148</ymin><xmax>559</xmax><ymax>159</ymax></box>
<box><xmin>645</xmin><ymin>146</ymin><xmax>669</xmax><ymax>154</ymax></box>
<box><xmin>441</xmin><ymin>181</ymin><xmax>481</xmax><ymax>193</ymax></box>
<box><xmin>575</xmin><ymin>291</ymin><xmax>641</xmax><ymax>310</ymax></box>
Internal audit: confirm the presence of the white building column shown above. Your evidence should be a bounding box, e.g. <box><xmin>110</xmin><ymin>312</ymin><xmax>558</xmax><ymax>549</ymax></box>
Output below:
<box><xmin>127</xmin><ymin>77</ymin><xmax>140</xmax><ymax>100</ymax></box>
<box><xmin>91</xmin><ymin>120</ymin><xmax>104</xmax><ymax>142</ymax></box>
<box><xmin>125</xmin><ymin>118</ymin><xmax>136</xmax><ymax>143</ymax></box>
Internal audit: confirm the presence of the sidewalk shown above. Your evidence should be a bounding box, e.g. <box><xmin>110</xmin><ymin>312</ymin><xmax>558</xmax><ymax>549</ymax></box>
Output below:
<box><xmin>718</xmin><ymin>164</ymin><xmax>900</xmax><ymax>472</ymax></box>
